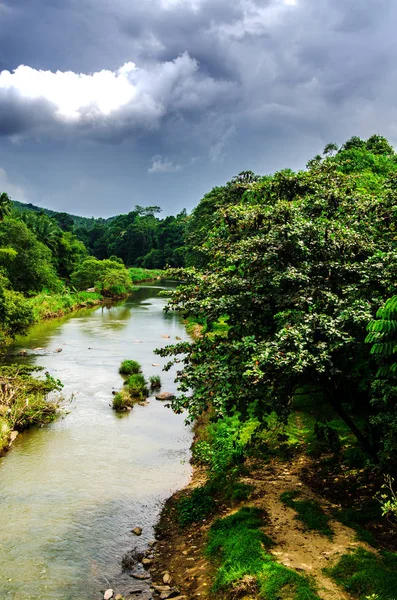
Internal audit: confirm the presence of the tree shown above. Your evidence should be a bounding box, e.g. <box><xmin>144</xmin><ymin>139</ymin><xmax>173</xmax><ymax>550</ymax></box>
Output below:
<box><xmin>0</xmin><ymin>192</ymin><xmax>12</xmax><ymax>221</ymax></box>
<box><xmin>158</xmin><ymin>147</ymin><xmax>397</xmax><ymax>464</ymax></box>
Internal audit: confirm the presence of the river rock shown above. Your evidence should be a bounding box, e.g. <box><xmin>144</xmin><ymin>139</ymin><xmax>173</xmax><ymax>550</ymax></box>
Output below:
<box><xmin>162</xmin><ymin>572</ymin><xmax>171</xmax><ymax>585</ymax></box>
<box><xmin>86</xmin><ymin>287</ymin><xmax>96</xmax><ymax>293</ymax></box>
<box><xmin>131</xmin><ymin>527</ymin><xmax>142</xmax><ymax>536</ymax></box>
<box><xmin>142</xmin><ymin>557</ymin><xmax>152</xmax><ymax>567</ymax></box>
<box><xmin>17</xmin><ymin>350</ymin><xmax>28</xmax><ymax>356</ymax></box>
<box><xmin>152</xmin><ymin>585</ymin><xmax>171</xmax><ymax>593</ymax></box>
<box><xmin>155</xmin><ymin>392</ymin><xmax>175</xmax><ymax>401</ymax></box>
<box><xmin>131</xmin><ymin>571</ymin><xmax>150</xmax><ymax>580</ymax></box>
<box><xmin>152</xmin><ymin>363</ymin><xmax>160</xmax><ymax>367</ymax></box>
<box><xmin>54</xmin><ymin>348</ymin><xmax>63</xmax><ymax>353</ymax></box>
<box><xmin>104</xmin><ymin>589</ymin><xmax>114</xmax><ymax>600</ymax></box>
<box><xmin>161</xmin><ymin>334</ymin><xmax>170</xmax><ymax>338</ymax></box>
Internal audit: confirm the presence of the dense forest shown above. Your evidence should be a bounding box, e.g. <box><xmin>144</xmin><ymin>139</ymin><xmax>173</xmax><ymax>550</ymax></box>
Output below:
<box><xmin>2</xmin><ymin>134</ymin><xmax>397</xmax><ymax>599</ymax></box>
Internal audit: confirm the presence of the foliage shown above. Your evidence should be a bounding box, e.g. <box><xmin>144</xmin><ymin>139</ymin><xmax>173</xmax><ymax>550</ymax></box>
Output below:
<box><xmin>71</xmin><ymin>257</ymin><xmax>131</xmax><ymax>296</ymax></box>
<box><xmin>280</xmin><ymin>490</ymin><xmax>334</xmax><ymax>537</ymax></box>
<box><xmin>205</xmin><ymin>507</ymin><xmax>320</xmax><ymax>599</ymax></box>
<box><xmin>112</xmin><ymin>389</ymin><xmax>134</xmax><ymax>412</ymax></box>
<box><xmin>129</xmin><ymin>268</ymin><xmax>163</xmax><ymax>283</ymax></box>
<box><xmin>149</xmin><ymin>375</ymin><xmax>161</xmax><ymax>389</ymax></box>
<box><xmin>327</xmin><ymin>548</ymin><xmax>397</xmax><ymax>599</ymax></box>
<box><xmin>158</xmin><ymin>135</ymin><xmax>397</xmax><ymax>467</ymax></box>
<box><xmin>0</xmin><ymin>218</ymin><xmax>60</xmax><ymax>293</ymax></box>
<box><xmin>125</xmin><ymin>373</ymin><xmax>148</xmax><ymax>399</ymax></box>
<box><xmin>0</xmin><ymin>366</ymin><xmax>62</xmax><ymax>435</ymax></box>
<box><xmin>28</xmin><ymin>289</ymin><xmax>102</xmax><ymax>320</ymax></box>
<box><xmin>176</xmin><ymin>485</ymin><xmax>217</xmax><ymax>527</ymax></box>
<box><xmin>119</xmin><ymin>360</ymin><xmax>141</xmax><ymax>375</ymax></box>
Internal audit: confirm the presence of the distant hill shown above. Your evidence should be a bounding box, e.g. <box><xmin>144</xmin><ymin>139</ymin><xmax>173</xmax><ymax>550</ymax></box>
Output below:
<box><xmin>12</xmin><ymin>200</ymin><xmax>112</xmax><ymax>227</ymax></box>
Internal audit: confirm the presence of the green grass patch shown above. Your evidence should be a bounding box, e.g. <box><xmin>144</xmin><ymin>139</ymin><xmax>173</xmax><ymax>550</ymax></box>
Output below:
<box><xmin>125</xmin><ymin>373</ymin><xmax>148</xmax><ymax>399</ymax></box>
<box><xmin>149</xmin><ymin>375</ymin><xmax>161</xmax><ymax>389</ymax></box>
<box><xmin>119</xmin><ymin>360</ymin><xmax>141</xmax><ymax>375</ymax></box>
<box><xmin>128</xmin><ymin>268</ymin><xmax>163</xmax><ymax>283</ymax></box>
<box><xmin>29</xmin><ymin>290</ymin><xmax>102</xmax><ymax>320</ymax></box>
<box><xmin>332</xmin><ymin>501</ymin><xmax>381</xmax><ymax>546</ymax></box>
<box><xmin>280</xmin><ymin>491</ymin><xmax>334</xmax><ymax>537</ymax></box>
<box><xmin>206</xmin><ymin>507</ymin><xmax>320</xmax><ymax>599</ymax></box>
<box><xmin>176</xmin><ymin>485</ymin><xmax>217</xmax><ymax>527</ymax></box>
<box><xmin>327</xmin><ymin>548</ymin><xmax>397</xmax><ymax>599</ymax></box>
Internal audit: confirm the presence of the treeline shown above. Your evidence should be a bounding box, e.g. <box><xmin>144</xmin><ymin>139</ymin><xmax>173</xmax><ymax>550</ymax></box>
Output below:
<box><xmin>159</xmin><ymin>134</ymin><xmax>397</xmax><ymax>477</ymax></box>
<box><xmin>0</xmin><ymin>194</ymin><xmax>168</xmax><ymax>344</ymax></box>
<box><xmin>13</xmin><ymin>202</ymin><xmax>189</xmax><ymax>269</ymax></box>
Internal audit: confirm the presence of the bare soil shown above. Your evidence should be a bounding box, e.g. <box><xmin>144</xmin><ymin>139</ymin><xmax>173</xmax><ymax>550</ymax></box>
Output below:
<box><xmin>149</xmin><ymin>456</ymin><xmax>377</xmax><ymax>600</ymax></box>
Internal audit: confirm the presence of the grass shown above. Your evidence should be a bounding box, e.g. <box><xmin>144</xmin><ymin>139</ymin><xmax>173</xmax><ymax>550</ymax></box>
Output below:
<box><xmin>125</xmin><ymin>373</ymin><xmax>148</xmax><ymax>398</ymax></box>
<box><xmin>128</xmin><ymin>268</ymin><xmax>163</xmax><ymax>283</ymax></box>
<box><xmin>112</xmin><ymin>389</ymin><xmax>134</xmax><ymax>411</ymax></box>
<box><xmin>119</xmin><ymin>360</ymin><xmax>141</xmax><ymax>375</ymax></box>
<box><xmin>332</xmin><ymin>502</ymin><xmax>380</xmax><ymax>546</ymax></box>
<box><xmin>326</xmin><ymin>548</ymin><xmax>397</xmax><ymax>599</ymax></box>
<box><xmin>176</xmin><ymin>485</ymin><xmax>217</xmax><ymax>527</ymax></box>
<box><xmin>29</xmin><ymin>290</ymin><xmax>102</xmax><ymax>320</ymax></box>
<box><xmin>205</xmin><ymin>507</ymin><xmax>320</xmax><ymax>599</ymax></box>
<box><xmin>149</xmin><ymin>375</ymin><xmax>161</xmax><ymax>390</ymax></box>
<box><xmin>280</xmin><ymin>491</ymin><xmax>334</xmax><ymax>537</ymax></box>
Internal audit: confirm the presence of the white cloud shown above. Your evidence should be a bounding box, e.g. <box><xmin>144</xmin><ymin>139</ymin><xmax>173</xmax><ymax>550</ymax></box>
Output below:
<box><xmin>148</xmin><ymin>155</ymin><xmax>182</xmax><ymax>173</ymax></box>
<box><xmin>0</xmin><ymin>168</ymin><xmax>26</xmax><ymax>202</ymax></box>
<box><xmin>0</xmin><ymin>53</ymin><xmax>234</xmax><ymax>138</ymax></box>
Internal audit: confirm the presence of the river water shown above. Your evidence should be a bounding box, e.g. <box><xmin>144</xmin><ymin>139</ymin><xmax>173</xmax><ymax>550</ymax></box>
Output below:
<box><xmin>0</xmin><ymin>282</ymin><xmax>192</xmax><ymax>600</ymax></box>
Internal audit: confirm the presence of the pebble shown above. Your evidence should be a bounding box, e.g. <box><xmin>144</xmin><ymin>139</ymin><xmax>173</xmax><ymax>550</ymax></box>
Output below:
<box><xmin>162</xmin><ymin>572</ymin><xmax>171</xmax><ymax>584</ymax></box>
<box><xmin>104</xmin><ymin>589</ymin><xmax>113</xmax><ymax>600</ymax></box>
<box><xmin>132</xmin><ymin>527</ymin><xmax>142</xmax><ymax>536</ymax></box>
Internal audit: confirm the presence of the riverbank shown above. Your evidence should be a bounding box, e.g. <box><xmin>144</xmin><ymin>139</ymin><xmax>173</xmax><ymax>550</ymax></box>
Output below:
<box><xmin>145</xmin><ymin>411</ymin><xmax>397</xmax><ymax>600</ymax></box>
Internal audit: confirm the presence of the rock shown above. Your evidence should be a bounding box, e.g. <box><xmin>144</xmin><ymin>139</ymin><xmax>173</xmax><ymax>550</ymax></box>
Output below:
<box><xmin>152</xmin><ymin>585</ymin><xmax>171</xmax><ymax>593</ymax></box>
<box><xmin>104</xmin><ymin>589</ymin><xmax>114</xmax><ymax>600</ymax></box>
<box><xmin>131</xmin><ymin>527</ymin><xmax>142</xmax><ymax>536</ymax></box>
<box><xmin>142</xmin><ymin>558</ymin><xmax>152</xmax><ymax>567</ymax></box>
<box><xmin>33</xmin><ymin>347</ymin><xmax>45</xmax><ymax>351</ymax></box>
<box><xmin>152</xmin><ymin>363</ymin><xmax>160</xmax><ymax>367</ymax></box>
<box><xmin>86</xmin><ymin>287</ymin><xmax>96</xmax><ymax>293</ymax></box>
<box><xmin>161</xmin><ymin>334</ymin><xmax>170</xmax><ymax>338</ymax></box>
<box><xmin>17</xmin><ymin>350</ymin><xmax>28</xmax><ymax>356</ymax></box>
<box><xmin>155</xmin><ymin>392</ymin><xmax>175</xmax><ymax>401</ymax></box>
<box><xmin>138</xmin><ymin>401</ymin><xmax>149</xmax><ymax>407</ymax></box>
<box><xmin>131</xmin><ymin>571</ymin><xmax>150</xmax><ymax>580</ymax></box>
<box><xmin>160</xmin><ymin>591</ymin><xmax>181</xmax><ymax>600</ymax></box>
<box><xmin>162</xmin><ymin>572</ymin><xmax>171</xmax><ymax>585</ymax></box>
<box><xmin>175</xmin><ymin>336</ymin><xmax>181</xmax><ymax>340</ymax></box>
<box><xmin>54</xmin><ymin>348</ymin><xmax>63</xmax><ymax>353</ymax></box>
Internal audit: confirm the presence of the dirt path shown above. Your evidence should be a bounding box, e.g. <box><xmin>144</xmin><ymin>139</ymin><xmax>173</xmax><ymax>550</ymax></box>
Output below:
<box><xmin>244</xmin><ymin>456</ymin><xmax>372</xmax><ymax>600</ymax></box>
<box><xmin>149</xmin><ymin>456</ymin><xmax>374</xmax><ymax>600</ymax></box>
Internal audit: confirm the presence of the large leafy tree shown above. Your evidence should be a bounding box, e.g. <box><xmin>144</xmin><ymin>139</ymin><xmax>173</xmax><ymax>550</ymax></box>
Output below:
<box><xmin>158</xmin><ymin>139</ymin><xmax>397</xmax><ymax>465</ymax></box>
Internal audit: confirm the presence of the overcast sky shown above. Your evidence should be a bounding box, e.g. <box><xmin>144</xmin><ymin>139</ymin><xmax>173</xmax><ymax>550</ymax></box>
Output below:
<box><xmin>0</xmin><ymin>0</ymin><xmax>396</xmax><ymax>217</ymax></box>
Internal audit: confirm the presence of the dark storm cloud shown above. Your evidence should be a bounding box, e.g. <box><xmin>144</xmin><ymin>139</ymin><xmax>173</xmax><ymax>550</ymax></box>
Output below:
<box><xmin>0</xmin><ymin>0</ymin><xmax>397</xmax><ymax>216</ymax></box>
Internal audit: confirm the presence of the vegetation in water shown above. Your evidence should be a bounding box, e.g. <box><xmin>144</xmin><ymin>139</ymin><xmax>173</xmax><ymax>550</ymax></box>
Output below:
<box><xmin>119</xmin><ymin>360</ymin><xmax>142</xmax><ymax>375</ymax></box>
<box><xmin>112</xmin><ymin>371</ymin><xmax>149</xmax><ymax>411</ymax></box>
<box><xmin>149</xmin><ymin>374</ymin><xmax>161</xmax><ymax>389</ymax></box>
<box><xmin>0</xmin><ymin>365</ymin><xmax>63</xmax><ymax>454</ymax></box>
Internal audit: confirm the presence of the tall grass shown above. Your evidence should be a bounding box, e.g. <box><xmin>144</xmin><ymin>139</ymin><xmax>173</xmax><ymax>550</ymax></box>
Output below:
<box><xmin>29</xmin><ymin>290</ymin><xmax>102</xmax><ymax>320</ymax></box>
<box><xmin>129</xmin><ymin>268</ymin><xmax>163</xmax><ymax>283</ymax></box>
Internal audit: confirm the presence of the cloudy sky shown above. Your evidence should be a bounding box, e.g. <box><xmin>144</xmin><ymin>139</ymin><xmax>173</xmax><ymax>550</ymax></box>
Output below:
<box><xmin>0</xmin><ymin>0</ymin><xmax>396</xmax><ymax>217</ymax></box>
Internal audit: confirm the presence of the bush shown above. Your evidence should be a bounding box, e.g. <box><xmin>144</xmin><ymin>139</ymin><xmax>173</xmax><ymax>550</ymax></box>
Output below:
<box><xmin>149</xmin><ymin>375</ymin><xmax>161</xmax><ymax>389</ymax></box>
<box><xmin>0</xmin><ymin>416</ymin><xmax>10</xmax><ymax>454</ymax></box>
<box><xmin>119</xmin><ymin>360</ymin><xmax>141</xmax><ymax>375</ymax></box>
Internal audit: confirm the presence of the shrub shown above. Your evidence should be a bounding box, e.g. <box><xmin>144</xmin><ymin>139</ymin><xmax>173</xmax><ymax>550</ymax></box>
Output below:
<box><xmin>119</xmin><ymin>360</ymin><xmax>141</xmax><ymax>375</ymax></box>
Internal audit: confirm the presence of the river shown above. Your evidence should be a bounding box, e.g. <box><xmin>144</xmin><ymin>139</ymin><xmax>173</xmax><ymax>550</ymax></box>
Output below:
<box><xmin>0</xmin><ymin>282</ymin><xmax>192</xmax><ymax>600</ymax></box>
